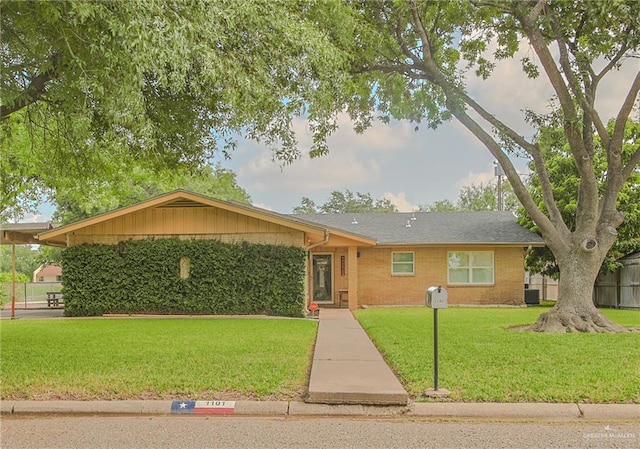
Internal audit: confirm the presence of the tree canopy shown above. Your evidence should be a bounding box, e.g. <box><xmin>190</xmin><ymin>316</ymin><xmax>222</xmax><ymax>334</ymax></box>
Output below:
<box><xmin>0</xmin><ymin>0</ymin><xmax>350</xmax><ymax>219</ymax></box>
<box><xmin>293</xmin><ymin>190</ymin><xmax>397</xmax><ymax>214</ymax></box>
<box><xmin>421</xmin><ymin>180</ymin><xmax>518</xmax><ymax>212</ymax></box>
<box><xmin>52</xmin><ymin>164</ymin><xmax>251</xmax><ymax>224</ymax></box>
<box><xmin>0</xmin><ymin>245</ymin><xmax>40</xmax><ymax>279</ymax></box>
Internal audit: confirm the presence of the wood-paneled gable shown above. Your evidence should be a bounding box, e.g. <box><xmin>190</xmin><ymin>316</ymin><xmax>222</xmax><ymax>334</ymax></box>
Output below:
<box><xmin>68</xmin><ymin>206</ymin><xmax>305</xmax><ymax>247</ymax></box>
<box><xmin>75</xmin><ymin>206</ymin><xmax>292</xmax><ymax>236</ymax></box>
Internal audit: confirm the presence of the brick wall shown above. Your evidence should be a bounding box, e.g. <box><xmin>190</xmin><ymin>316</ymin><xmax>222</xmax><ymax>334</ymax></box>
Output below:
<box><xmin>355</xmin><ymin>246</ymin><xmax>526</xmax><ymax>306</ymax></box>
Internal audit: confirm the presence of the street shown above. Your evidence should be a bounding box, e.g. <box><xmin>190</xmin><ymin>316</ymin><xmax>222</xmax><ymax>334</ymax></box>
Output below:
<box><xmin>1</xmin><ymin>416</ymin><xmax>638</xmax><ymax>449</ymax></box>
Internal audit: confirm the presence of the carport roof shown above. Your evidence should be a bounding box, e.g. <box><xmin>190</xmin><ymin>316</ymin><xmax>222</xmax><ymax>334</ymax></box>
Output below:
<box><xmin>1</xmin><ymin>222</ymin><xmax>57</xmax><ymax>245</ymax></box>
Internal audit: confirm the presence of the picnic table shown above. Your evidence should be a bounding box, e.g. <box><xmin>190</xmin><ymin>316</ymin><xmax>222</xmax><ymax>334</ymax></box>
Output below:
<box><xmin>46</xmin><ymin>291</ymin><xmax>63</xmax><ymax>307</ymax></box>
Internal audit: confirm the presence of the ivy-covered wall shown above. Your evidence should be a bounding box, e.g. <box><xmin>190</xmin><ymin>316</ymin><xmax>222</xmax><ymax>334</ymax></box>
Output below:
<box><xmin>61</xmin><ymin>239</ymin><xmax>307</xmax><ymax>317</ymax></box>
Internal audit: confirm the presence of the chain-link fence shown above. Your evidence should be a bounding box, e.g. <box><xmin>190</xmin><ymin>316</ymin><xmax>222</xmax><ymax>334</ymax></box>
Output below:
<box><xmin>1</xmin><ymin>282</ymin><xmax>63</xmax><ymax>309</ymax></box>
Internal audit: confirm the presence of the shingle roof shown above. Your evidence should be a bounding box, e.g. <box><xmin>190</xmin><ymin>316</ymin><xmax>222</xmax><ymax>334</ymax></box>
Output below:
<box><xmin>292</xmin><ymin>211</ymin><xmax>544</xmax><ymax>245</ymax></box>
<box><xmin>36</xmin><ymin>264</ymin><xmax>62</xmax><ymax>277</ymax></box>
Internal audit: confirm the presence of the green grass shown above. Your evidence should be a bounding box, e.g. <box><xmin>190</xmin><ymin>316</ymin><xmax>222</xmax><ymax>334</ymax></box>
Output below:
<box><xmin>356</xmin><ymin>307</ymin><xmax>640</xmax><ymax>403</ymax></box>
<box><xmin>0</xmin><ymin>318</ymin><xmax>317</xmax><ymax>401</ymax></box>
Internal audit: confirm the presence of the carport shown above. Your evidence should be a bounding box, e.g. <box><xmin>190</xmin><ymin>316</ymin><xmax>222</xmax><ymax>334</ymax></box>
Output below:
<box><xmin>1</xmin><ymin>222</ymin><xmax>60</xmax><ymax>319</ymax></box>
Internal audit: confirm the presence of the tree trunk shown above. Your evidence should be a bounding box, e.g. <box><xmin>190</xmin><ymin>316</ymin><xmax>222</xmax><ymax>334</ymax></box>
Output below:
<box><xmin>526</xmin><ymin>251</ymin><xmax>628</xmax><ymax>333</ymax></box>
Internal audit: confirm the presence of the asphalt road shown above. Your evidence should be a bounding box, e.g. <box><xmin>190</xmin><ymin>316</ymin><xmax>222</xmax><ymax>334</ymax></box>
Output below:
<box><xmin>1</xmin><ymin>416</ymin><xmax>638</xmax><ymax>449</ymax></box>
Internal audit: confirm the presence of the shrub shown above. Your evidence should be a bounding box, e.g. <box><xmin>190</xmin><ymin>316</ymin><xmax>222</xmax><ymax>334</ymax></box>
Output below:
<box><xmin>62</xmin><ymin>239</ymin><xmax>306</xmax><ymax>317</ymax></box>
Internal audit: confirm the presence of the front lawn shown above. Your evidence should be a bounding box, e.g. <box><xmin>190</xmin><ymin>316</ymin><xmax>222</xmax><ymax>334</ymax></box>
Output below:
<box><xmin>356</xmin><ymin>307</ymin><xmax>640</xmax><ymax>403</ymax></box>
<box><xmin>0</xmin><ymin>318</ymin><xmax>317</xmax><ymax>401</ymax></box>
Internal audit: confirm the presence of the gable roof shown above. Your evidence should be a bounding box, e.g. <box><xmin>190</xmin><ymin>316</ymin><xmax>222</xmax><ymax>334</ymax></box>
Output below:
<box><xmin>37</xmin><ymin>190</ymin><xmax>376</xmax><ymax>247</ymax></box>
<box><xmin>34</xmin><ymin>190</ymin><xmax>544</xmax><ymax>248</ymax></box>
<box><xmin>34</xmin><ymin>264</ymin><xmax>62</xmax><ymax>277</ymax></box>
<box><xmin>292</xmin><ymin>211</ymin><xmax>545</xmax><ymax>246</ymax></box>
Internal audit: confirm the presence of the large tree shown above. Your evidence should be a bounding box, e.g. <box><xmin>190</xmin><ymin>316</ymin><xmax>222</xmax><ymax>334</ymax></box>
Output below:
<box><xmin>326</xmin><ymin>0</ymin><xmax>639</xmax><ymax>332</ymax></box>
<box><xmin>0</xmin><ymin>0</ymin><xmax>348</xmax><ymax>219</ymax></box>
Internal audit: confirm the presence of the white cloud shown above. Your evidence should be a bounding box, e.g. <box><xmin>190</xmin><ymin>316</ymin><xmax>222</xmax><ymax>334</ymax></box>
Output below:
<box><xmin>238</xmin><ymin>144</ymin><xmax>382</xmax><ymax>193</ymax></box>
<box><xmin>456</xmin><ymin>169</ymin><xmax>496</xmax><ymax>190</ymax></box>
<box><xmin>383</xmin><ymin>192</ymin><xmax>418</xmax><ymax>212</ymax></box>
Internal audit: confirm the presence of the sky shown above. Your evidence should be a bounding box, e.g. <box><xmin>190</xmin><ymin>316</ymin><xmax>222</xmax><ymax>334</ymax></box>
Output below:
<box><xmin>25</xmin><ymin>42</ymin><xmax>637</xmax><ymax>220</ymax></box>
<box><xmin>212</xmin><ymin>53</ymin><xmax>637</xmax><ymax>214</ymax></box>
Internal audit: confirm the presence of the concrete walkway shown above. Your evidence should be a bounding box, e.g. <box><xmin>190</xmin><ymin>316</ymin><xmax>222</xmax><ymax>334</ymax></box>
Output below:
<box><xmin>306</xmin><ymin>309</ymin><xmax>409</xmax><ymax>405</ymax></box>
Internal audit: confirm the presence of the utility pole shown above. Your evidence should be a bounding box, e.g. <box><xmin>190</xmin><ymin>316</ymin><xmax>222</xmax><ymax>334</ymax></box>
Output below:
<box><xmin>494</xmin><ymin>162</ymin><xmax>504</xmax><ymax>211</ymax></box>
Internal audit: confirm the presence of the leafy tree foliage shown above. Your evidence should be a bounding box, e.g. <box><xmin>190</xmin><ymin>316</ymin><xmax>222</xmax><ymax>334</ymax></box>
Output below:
<box><xmin>52</xmin><ymin>165</ymin><xmax>251</xmax><ymax>224</ymax></box>
<box><xmin>421</xmin><ymin>181</ymin><xmax>518</xmax><ymax>212</ymax></box>
<box><xmin>0</xmin><ymin>272</ymin><xmax>30</xmax><ymax>284</ymax></box>
<box><xmin>0</xmin><ymin>245</ymin><xmax>40</xmax><ymax>278</ymax></box>
<box><xmin>521</xmin><ymin>121</ymin><xmax>640</xmax><ymax>276</ymax></box>
<box><xmin>321</xmin><ymin>0</ymin><xmax>640</xmax><ymax>332</ymax></box>
<box><xmin>293</xmin><ymin>190</ymin><xmax>397</xmax><ymax>214</ymax></box>
<box><xmin>419</xmin><ymin>199</ymin><xmax>458</xmax><ymax>212</ymax></box>
<box><xmin>1</xmin><ymin>0</ymin><xmax>350</xmax><ymax>219</ymax></box>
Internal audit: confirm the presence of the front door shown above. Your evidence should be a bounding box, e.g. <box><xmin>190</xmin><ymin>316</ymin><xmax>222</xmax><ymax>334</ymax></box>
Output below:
<box><xmin>312</xmin><ymin>254</ymin><xmax>333</xmax><ymax>303</ymax></box>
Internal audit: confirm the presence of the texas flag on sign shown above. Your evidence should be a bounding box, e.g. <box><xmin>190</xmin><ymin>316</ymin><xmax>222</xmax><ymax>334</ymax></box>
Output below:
<box><xmin>171</xmin><ymin>400</ymin><xmax>236</xmax><ymax>415</ymax></box>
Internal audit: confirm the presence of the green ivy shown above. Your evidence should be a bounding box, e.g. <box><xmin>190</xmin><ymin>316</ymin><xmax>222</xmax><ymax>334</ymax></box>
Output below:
<box><xmin>61</xmin><ymin>239</ymin><xmax>307</xmax><ymax>317</ymax></box>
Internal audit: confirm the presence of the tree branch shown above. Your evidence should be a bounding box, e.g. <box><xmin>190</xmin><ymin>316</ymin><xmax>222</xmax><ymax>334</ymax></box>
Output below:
<box><xmin>455</xmin><ymin>88</ymin><xmax>537</xmax><ymax>153</ymax></box>
<box><xmin>0</xmin><ymin>69</ymin><xmax>56</xmax><ymax>120</ymax></box>
<box><xmin>621</xmin><ymin>145</ymin><xmax>640</xmax><ymax>182</ymax></box>
<box><xmin>528</xmin><ymin>142</ymin><xmax>569</xmax><ymax>232</ymax></box>
<box><xmin>406</xmin><ymin>0</ymin><xmax>569</xmax><ymax>244</ymax></box>
<box><xmin>407</xmin><ymin>0</ymin><xmax>436</xmax><ymax>75</ymax></box>
<box><xmin>394</xmin><ymin>16</ymin><xmax>424</xmax><ymax>68</ymax></box>
<box><xmin>447</xmin><ymin>97</ymin><xmax>569</xmax><ymax>244</ymax></box>
<box><xmin>612</xmin><ymin>70</ymin><xmax>640</xmax><ymax>146</ymax></box>
<box><xmin>516</xmin><ymin>7</ymin><xmax>586</xmax><ymax>157</ymax></box>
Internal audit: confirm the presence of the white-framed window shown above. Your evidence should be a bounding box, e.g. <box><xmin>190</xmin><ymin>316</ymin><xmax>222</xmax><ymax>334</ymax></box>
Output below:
<box><xmin>448</xmin><ymin>251</ymin><xmax>494</xmax><ymax>285</ymax></box>
<box><xmin>392</xmin><ymin>252</ymin><xmax>415</xmax><ymax>275</ymax></box>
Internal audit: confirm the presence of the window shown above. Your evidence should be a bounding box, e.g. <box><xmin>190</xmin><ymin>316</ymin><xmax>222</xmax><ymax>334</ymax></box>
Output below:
<box><xmin>392</xmin><ymin>252</ymin><xmax>415</xmax><ymax>275</ymax></box>
<box><xmin>448</xmin><ymin>251</ymin><xmax>494</xmax><ymax>284</ymax></box>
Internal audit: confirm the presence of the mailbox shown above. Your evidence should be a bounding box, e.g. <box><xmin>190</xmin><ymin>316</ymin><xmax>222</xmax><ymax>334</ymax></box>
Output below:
<box><xmin>426</xmin><ymin>286</ymin><xmax>448</xmax><ymax>309</ymax></box>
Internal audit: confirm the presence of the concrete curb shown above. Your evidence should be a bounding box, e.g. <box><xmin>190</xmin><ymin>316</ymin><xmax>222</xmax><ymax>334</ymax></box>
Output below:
<box><xmin>577</xmin><ymin>404</ymin><xmax>640</xmax><ymax>421</ymax></box>
<box><xmin>411</xmin><ymin>402</ymin><xmax>581</xmax><ymax>420</ymax></box>
<box><xmin>2</xmin><ymin>401</ymin><xmax>638</xmax><ymax>421</ymax></box>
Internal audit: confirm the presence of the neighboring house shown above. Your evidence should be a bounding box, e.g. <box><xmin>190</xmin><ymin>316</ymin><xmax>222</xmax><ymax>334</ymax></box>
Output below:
<box><xmin>33</xmin><ymin>264</ymin><xmax>62</xmax><ymax>283</ymax></box>
<box><xmin>37</xmin><ymin>190</ymin><xmax>544</xmax><ymax>309</ymax></box>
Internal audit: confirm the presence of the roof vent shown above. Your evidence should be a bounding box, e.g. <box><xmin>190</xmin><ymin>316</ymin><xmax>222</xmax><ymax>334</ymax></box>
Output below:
<box><xmin>405</xmin><ymin>219</ymin><xmax>411</xmax><ymax>228</ymax></box>
<box><xmin>410</xmin><ymin>212</ymin><xmax>417</xmax><ymax>221</ymax></box>
<box><xmin>351</xmin><ymin>218</ymin><xmax>358</xmax><ymax>225</ymax></box>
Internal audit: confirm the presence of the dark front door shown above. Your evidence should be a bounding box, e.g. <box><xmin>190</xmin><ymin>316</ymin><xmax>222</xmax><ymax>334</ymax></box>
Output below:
<box><xmin>312</xmin><ymin>254</ymin><xmax>333</xmax><ymax>303</ymax></box>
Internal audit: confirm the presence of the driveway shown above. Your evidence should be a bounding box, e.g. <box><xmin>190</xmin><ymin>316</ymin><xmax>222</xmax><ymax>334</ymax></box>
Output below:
<box><xmin>1</xmin><ymin>306</ymin><xmax>65</xmax><ymax>319</ymax></box>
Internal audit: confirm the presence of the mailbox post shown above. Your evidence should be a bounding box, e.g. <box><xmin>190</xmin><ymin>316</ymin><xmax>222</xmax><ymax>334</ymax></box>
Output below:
<box><xmin>425</xmin><ymin>286</ymin><xmax>450</xmax><ymax>398</ymax></box>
